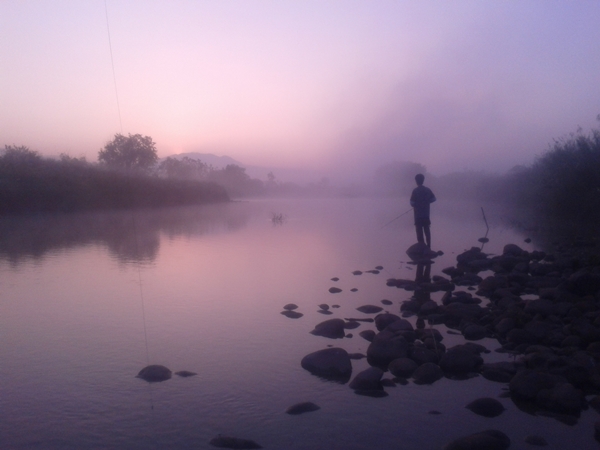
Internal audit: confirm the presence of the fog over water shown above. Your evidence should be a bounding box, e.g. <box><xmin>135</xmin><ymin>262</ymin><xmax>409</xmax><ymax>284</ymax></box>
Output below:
<box><xmin>2</xmin><ymin>1</ymin><xmax>600</xmax><ymax>182</ymax></box>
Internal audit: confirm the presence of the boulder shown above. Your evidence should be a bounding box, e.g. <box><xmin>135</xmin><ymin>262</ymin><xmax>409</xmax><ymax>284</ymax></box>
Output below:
<box><xmin>463</xmin><ymin>324</ymin><xmax>488</xmax><ymax>341</ymax></box>
<box><xmin>439</xmin><ymin>345</ymin><xmax>483</xmax><ymax>377</ymax></box>
<box><xmin>412</xmin><ymin>362</ymin><xmax>443</xmax><ymax>384</ymax></box>
<box><xmin>374</xmin><ymin>313</ymin><xmax>402</xmax><ymax>331</ymax></box>
<box><xmin>209</xmin><ymin>435</ymin><xmax>263</xmax><ymax>449</ymax></box>
<box><xmin>443</xmin><ymin>429</ymin><xmax>510</xmax><ymax>450</ymax></box>
<box><xmin>359</xmin><ymin>329</ymin><xmax>376</xmax><ymax>342</ymax></box>
<box><xmin>356</xmin><ymin>305</ymin><xmax>384</xmax><ymax>314</ymax></box>
<box><xmin>349</xmin><ymin>367</ymin><xmax>384</xmax><ymax>392</ymax></box>
<box><xmin>136</xmin><ymin>365</ymin><xmax>172</xmax><ymax>382</ymax></box>
<box><xmin>508</xmin><ymin>370</ymin><xmax>563</xmax><ymax>400</ymax></box>
<box><xmin>389</xmin><ymin>357</ymin><xmax>418</xmax><ymax>378</ymax></box>
<box><xmin>310</xmin><ymin>318</ymin><xmax>346</xmax><ymax>339</ymax></box>
<box><xmin>300</xmin><ymin>347</ymin><xmax>352</xmax><ymax>382</ymax></box>
<box><xmin>285</xmin><ymin>402</ymin><xmax>320</xmax><ymax>415</ymax></box>
<box><xmin>465</xmin><ymin>398</ymin><xmax>506</xmax><ymax>417</ymax></box>
<box><xmin>367</xmin><ymin>330</ymin><xmax>409</xmax><ymax>368</ymax></box>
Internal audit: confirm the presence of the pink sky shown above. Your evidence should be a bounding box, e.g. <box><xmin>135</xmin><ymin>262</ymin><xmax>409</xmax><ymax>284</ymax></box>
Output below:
<box><xmin>1</xmin><ymin>1</ymin><xmax>600</xmax><ymax>178</ymax></box>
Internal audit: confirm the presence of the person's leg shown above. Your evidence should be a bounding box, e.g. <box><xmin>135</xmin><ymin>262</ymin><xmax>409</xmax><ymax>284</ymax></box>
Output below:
<box><xmin>416</xmin><ymin>224</ymin><xmax>424</xmax><ymax>244</ymax></box>
<box><xmin>424</xmin><ymin>225</ymin><xmax>431</xmax><ymax>248</ymax></box>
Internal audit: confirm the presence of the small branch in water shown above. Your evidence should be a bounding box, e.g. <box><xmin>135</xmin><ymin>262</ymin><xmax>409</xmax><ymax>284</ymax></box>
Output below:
<box><xmin>478</xmin><ymin>207</ymin><xmax>490</xmax><ymax>247</ymax></box>
<box><xmin>271</xmin><ymin>212</ymin><xmax>285</xmax><ymax>225</ymax></box>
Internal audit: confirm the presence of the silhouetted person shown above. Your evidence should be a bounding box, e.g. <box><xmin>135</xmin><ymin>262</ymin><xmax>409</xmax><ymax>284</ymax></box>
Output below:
<box><xmin>410</xmin><ymin>173</ymin><xmax>436</xmax><ymax>248</ymax></box>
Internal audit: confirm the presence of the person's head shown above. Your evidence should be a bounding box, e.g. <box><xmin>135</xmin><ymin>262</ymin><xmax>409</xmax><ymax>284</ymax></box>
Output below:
<box><xmin>415</xmin><ymin>173</ymin><xmax>425</xmax><ymax>186</ymax></box>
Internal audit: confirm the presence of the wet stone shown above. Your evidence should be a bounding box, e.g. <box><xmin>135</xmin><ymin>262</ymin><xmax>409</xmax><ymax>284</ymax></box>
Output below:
<box><xmin>310</xmin><ymin>318</ymin><xmax>346</xmax><ymax>339</ymax></box>
<box><xmin>137</xmin><ymin>365</ymin><xmax>172</xmax><ymax>383</ymax></box>
<box><xmin>443</xmin><ymin>429</ymin><xmax>510</xmax><ymax>450</ymax></box>
<box><xmin>352</xmin><ymin>270</ymin><xmax>363</xmax><ymax>275</ymax></box>
<box><xmin>283</xmin><ymin>303</ymin><xmax>298</xmax><ymax>311</ymax></box>
<box><xmin>281</xmin><ymin>310</ymin><xmax>303</xmax><ymax>319</ymax></box>
<box><xmin>330</xmin><ymin>277</ymin><xmax>339</xmax><ymax>281</ymax></box>
<box><xmin>350</xmin><ymin>288</ymin><xmax>358</xmax><ymax>292</ymax></box>
<box><xmin>285</xmin><ymin>402</ymin><xmax>320</xmax><ymax>415</ymax></box>
<box><xmin>328</xmin><ymin>287</ymin><xmax>342</xmax><ymax>293</ymax></box>
<box><xmin>356</xmin><ymin>305</ymin><xmax>384</xmax><ymax>314</ymax></box>
<box><xmin>318</xmin><ymin>304</ymin><xmax>329</xmax><ymax>311</ymax></box>
<box><xmin>465</xmin><ymin>397</ymin><xmax>506</xmax><ymax>417</ymax></box>
<box><xmin>381</xmin><ymin>299</ymin><xmax>393</xmax><ymax>305</ymax></box>
<box><xmin>359</xmin><ymin>330</ymin><xmax>376</xmax><ymax>342</ymax></box>
<box><xmin>300</xmin><ymin>347</ymin><xmax>352</xmax><ymax>382</ymax></box>
<box><xmin>524</xmin><ymin>435</ymin><xmax>548</xmax><ymax>446</ymax></box>
<box><xmin>343</xmin><ymin>320</ymin><xmax>361</xmax><ymax>329</ymax></box>
<box><xmin>209</xmin><ymin>435</ymin><xmax>263</xmax><ymax>449</ymax></box>
<box><xmin>175</xmin><ymin>370</ymin><xmax>197</xmax><ymax>377</ymax></box>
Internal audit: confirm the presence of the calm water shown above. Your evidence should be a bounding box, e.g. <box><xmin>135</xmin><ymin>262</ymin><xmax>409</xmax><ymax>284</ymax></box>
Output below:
<box><xmin>1</xmin><ymin>197</ymin><xmax>598</xmax><ymax>449</ymax></box>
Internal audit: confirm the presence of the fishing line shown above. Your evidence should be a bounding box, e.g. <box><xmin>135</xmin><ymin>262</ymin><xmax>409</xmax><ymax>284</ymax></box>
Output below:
<box><xmin>379</xmin><ymin>207</ymin><xmax>413</xmax><ymax>230</ymax></box>
<box><xmin>104</xmin><ymin>0</ymin><xmax>123</xmax><ymax>133</ymax></box>
<box><xmin>104</xmin><ymin>2</ymin><xmax>155</xmax><ymax>418</ymax></box>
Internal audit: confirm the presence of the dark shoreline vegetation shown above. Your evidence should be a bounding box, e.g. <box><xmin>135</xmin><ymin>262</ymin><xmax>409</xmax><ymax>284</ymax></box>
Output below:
<box><xmin>0</xmin><ymin>145</ymin><xmax>229</xmax><ymax>214</ymax></box>
<box><xmin>2</xmin><ymin>123</ymin><xmax>600</xmax><ymax>220</ymax></box>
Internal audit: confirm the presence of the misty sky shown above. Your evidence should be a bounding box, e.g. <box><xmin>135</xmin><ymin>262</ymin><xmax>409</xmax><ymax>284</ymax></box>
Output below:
<box><xmin>2</xmin><ymin>1</ymin><xmax>600</xmax><ymax>179</ymax></box>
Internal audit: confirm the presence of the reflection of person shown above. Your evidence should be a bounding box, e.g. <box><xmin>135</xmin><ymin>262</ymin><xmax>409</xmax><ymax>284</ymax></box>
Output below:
<box><xmin>410</xmin><ymin>173</ymin><xmax>436</xmax><ymax>248</ymax></box>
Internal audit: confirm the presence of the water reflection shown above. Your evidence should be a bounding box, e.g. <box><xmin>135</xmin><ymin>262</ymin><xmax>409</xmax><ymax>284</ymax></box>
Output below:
<box><xmin>0</xmin><ymin>203</ymin><xmax>252</xmax><ymax>266</ymax></box>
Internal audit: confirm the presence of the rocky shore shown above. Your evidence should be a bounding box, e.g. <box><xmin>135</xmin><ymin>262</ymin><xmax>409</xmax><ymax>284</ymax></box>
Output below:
<box><xmin>300</xmin><ymin>237</ymin><xmax>600</xmax><ymax>448</ymax></box>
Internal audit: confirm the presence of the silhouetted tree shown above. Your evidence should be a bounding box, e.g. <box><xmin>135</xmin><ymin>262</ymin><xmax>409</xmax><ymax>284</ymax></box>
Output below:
<box><xmin>98</xmin><ymin>133</ymin><xmax>158</xmax><ymax>171</ymax></box>
<box><xmin>157</xmin><ymin>156</ymin><xmax>210</xmax><ymax>179</ymax></box>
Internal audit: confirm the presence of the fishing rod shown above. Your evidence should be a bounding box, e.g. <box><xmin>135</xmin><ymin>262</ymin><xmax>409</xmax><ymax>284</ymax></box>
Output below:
<box><xmin>380</xmin><ymin>207</ymin><xmax>413</xmax><ymax>229</ymax></box>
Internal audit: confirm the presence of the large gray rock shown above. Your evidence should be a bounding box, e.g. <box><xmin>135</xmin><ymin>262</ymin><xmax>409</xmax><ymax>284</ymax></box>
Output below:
<box><xmin>301</xmin><ymin>347</ymin><xmax>352</xmax><ymax>382</ymax></box>
<box><xmin>443</xmin><ymin>429</ymin><xmax>510</xmax><ymax>450</ymax></box>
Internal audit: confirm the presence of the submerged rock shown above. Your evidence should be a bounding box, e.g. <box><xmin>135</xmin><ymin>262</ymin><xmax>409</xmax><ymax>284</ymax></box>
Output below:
<box><xmin>465</xmin><ymin>398</ymin><xmax>506</xmax><ymax>417</ymax></box>
<box><xmin>349</xmin><ymin>367</ymin><xmax>384</xmax><ymax>392</ymax></box>
<box><xmin>175</xmin><ymin>370</ymin><xmax>197</xmax><ymax>377</ymax></box>
<box><xmin>136</xmin><ymin>365</ymin><xmax>172</xmax><ymax>382</ymax></box>
<box><xmin>281</xmin><ymin>310</ymin><xmax>303</xmax><ymax>319</ymax></box>
<box><xmin>209</xmin><ymin>435</ymin><xmax>263</xmax><ymax>449</ymax></box>
<box><xmin>283</xmin><ymin>303</ymin><xmax>298</xmax><ymax>311</ymax></box>
<box><xmin>367</xmin><ymin>330</ymin><xmax>409</xmax><ymax>367</ymax></box>
<box><xmin>412</xmin><ymin>362</ymin><xmax>443</xmax><ymax>385</ymax></box>
<box><xmin>328</xmin><ymin>287</ymin><xmax>342</xmax><ymax>294</ymax></box>
<box><xmin>356</xmin><ymin>305</ymin><xmax>384</xmax><ymax>314</ymax></box>
<box><xmin>285</xmin><ymin>401</ymin><xmax>320</xmax><ymax>415</ymax></box>
<box><xmin>300</xmin><ymin>347</ymin><xmax>352</xmax><ymax>382</ymax></box>
<box><xmin>443</xmin><ymin>429</ymin><xmax>510</xmax><ymax>450</ymax></box>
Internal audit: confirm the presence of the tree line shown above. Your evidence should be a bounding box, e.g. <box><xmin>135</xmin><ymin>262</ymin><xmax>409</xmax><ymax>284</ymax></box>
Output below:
<box><xmin>0</xmin><ymin>135</ymin><xmax>229</xmax><ymax>214</ymax></box>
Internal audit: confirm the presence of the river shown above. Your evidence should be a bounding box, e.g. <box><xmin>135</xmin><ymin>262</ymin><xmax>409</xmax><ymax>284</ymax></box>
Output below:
<box><xmin>0</xmin><ymin>197</ymin><xmax>597</xmax><ymax>449</ymax></box>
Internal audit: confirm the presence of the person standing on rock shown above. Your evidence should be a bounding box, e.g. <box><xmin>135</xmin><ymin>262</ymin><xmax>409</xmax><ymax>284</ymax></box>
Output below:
<box><xmin>410</xmin><ymin>173</ymin><xmax>436</xmax><ymax>248</ymax></box>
